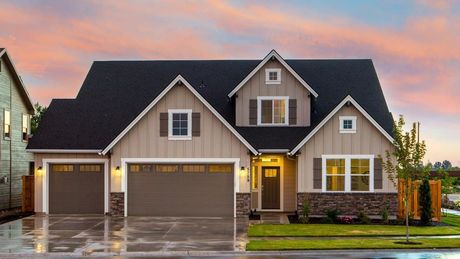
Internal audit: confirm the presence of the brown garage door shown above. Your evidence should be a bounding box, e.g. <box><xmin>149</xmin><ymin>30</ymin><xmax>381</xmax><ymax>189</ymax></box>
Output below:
<box><xmin>49</xmin><ymin>164</ymin><xmax>104</xmax><ymax>214</ymax></box>
<box><xmin>128</xmin><ymin>163</ymin><xmax>234</xmax><ymax>217</ymax></box>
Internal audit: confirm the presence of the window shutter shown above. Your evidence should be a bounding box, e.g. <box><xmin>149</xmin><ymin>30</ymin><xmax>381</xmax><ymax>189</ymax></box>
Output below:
<box><xmin>313</xmin><ymin>158</ymin><xmax>322</xmax><ymax>189</ymax></box>
<box><xmin>192</xmin><ymin>112</ymin><xmax>200</xmax><ymax>137</ymax></box>
<box><xmin>374</xmin><ymin>158</ymin><xmax>383</xmax><ymax>189</ymax></box>
<box><xmin>249</xmin><ymin>99</ymin><xmax>257</xmax><ymax>125</ymax></box>
<box><xmin>159</xmin><ymin>113</ymin><xmax>168</xmax><ymax>137</ymax></box>
<box><xmin>289</xmin><ymin>99</ymin><xmax>297</xmax><ymax>125</ymax></box>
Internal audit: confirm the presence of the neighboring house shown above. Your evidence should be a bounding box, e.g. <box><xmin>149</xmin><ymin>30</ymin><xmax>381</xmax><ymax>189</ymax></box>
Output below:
<box><xmin>27</xmin><ymin>50</ymin><xmax>397</xmax><ymax>217</ymax></box>
<box><xmin>0</xmin><ymin>48</ymin><xmax>35</xmax><ymax>210</ymax></box>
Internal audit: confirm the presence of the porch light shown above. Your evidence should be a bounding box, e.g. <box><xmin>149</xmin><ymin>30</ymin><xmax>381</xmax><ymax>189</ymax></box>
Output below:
<box><xmin>240</xmin><ymin>167</ymin><xmax>249</xmax><ymax>182</ymax></box>
<box><xmin>115</xmin><ymin>166</ymin><xmax>121</xmax><ymax>176</ymax></box>
<box><xmin>37</xmin><ymin>166</ymin><xmax>43</xmax><ymax>176</ymax></box>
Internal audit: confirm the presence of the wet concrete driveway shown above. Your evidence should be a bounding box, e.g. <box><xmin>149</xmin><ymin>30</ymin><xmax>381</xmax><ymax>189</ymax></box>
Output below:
<box><xmin>0</xmin><ymin>215</ymin><xmax>248</xmax><ymax>255</ymax></box>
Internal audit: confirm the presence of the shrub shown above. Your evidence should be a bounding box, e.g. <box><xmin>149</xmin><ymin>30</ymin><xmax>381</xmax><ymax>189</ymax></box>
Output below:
<box><xmin>325</xmin><ymin>209</ymin><xmax>340</xmax><ymax>223</ymax></box>
<box><xmin>419</xmin><ymin>178</ymin><xmax>433</xmax><ymax>226</ymax></box>
<box><xmin>381</xmin><ymin>206</ymin><xmax>389</xmax><ymax>224</ymax></box>
<box><xmin>455</xmin><ymin>200</ymin><xmax>460</xmax><ymax>208</ymax></box>
<box><xmin>357</xmin><ymin>211</ymin><xmax>371</xmax><ymax>224</ymax></box>
<box><xmin>299</xmin><ymin>199</ymin><xmax>310</xmax><ymax>224</ymax></box>
<box><xmin>338</xmin><ymin>216</ymin><xmax>353</xmax><ymax>224</ymax></box>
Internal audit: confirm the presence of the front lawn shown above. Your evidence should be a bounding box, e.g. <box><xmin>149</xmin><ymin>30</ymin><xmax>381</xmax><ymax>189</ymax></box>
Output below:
<box><xmin>248</xmin><ymin>223</ymin><xmax>460</xmax><ymax>237</ymax></box>
<box><xmin>441</xmin><ymin>214</ymin><xmax>460</xmax><ymax>227</ymax></box>
<box><xmin>246</xmin><ymin>238</ymin><xmax>460</xmax><ymax>251</ymax></box>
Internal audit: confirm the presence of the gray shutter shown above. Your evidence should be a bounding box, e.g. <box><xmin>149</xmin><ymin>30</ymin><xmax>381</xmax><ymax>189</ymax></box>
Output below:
<box><xmin>192</xmin><ymin>112</ymin><xmax>200</xmax><ymax>137</ymax></box>
<box><xmin>289</xmin><ymin>99</ymin><xmax>297</xmax><ymax>125</ymax></box>
<box><xmin>159</xmin><ymin>113</ymin><xmax>168</xmax><ymax>137</ymax></box>
<box><xmin>313</xmin><ymin>158</ymin><xmax>322</xmax><ymax>189</ymax></box>
<box><xmin>374</xmin><ymin>158</ymin><xmax>383</xmax><ymax>189</ymax></box>
<box><xmin>249</xmin><ymin>99</ymin><xmax>257</xmax><ymax>125</ymax></box>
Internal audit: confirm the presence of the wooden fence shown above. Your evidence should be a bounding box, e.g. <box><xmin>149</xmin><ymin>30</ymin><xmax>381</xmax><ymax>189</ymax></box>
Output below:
<box><xmin>398</xmin><ymin>179</ymin><xmax>442</xmax><ymax>222</ymax></box>
<box><xmin>22</xmin><ymin>176</ymin><xmax>34</xmax><ymax>212</ymax></box>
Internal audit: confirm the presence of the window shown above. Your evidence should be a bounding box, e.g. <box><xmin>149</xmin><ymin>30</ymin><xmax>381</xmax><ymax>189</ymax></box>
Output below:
<box><xmin>339</xmin><ymin>116</ymin><xmax>357</xmax><ymax>133</ymax></box>
<box><xmin>322</xmin><ymin>155</ymin><xmax>374</xmax><ymax>192</ymax></box>
<box><xmin>265</xmin><ymin>68</ymin><xmax>281</xmax><ymax>84</ymax></box>
<box><xmin>52</xmin><ymin>164</ymin><xmax>74</xmax><ymax>172</ymax></box>
<box><xmin>183</xmin><ymin>164</ymin><xmax>205</xmax><ymax>173</ymax></box>
<box><xmin>168</xmin><ymin>109</ymin><xmax>192</xmax><ymax>140</ymax></box>
<box><xmin>251</xmin><ymin>166</ymin><xmax>258</xmax><ymax>190</ymax></box>
<box><xmin>257</xmin><ymin>96</ymin><xmax>289</xmax><ymax>125</ymax></box>
<box><xmin>22</xmin><ymin>114</ymin><xmax>29</xmax><ymax>141</ymax></box>
<box><xmin>156</xmin><ymin>164</ymin><xmax>179</xmax><ymax>173</ymax></box>
<box><xmin>80</xmin><ymin>165</ymin><xmax>102</xmax><ymax>172</ymax></box>
<box><xmin>4</xmin><ymin>110</ymin><xmax>10</xmax><ymax>139</ymax></box>
<box><xmin>208</xmin><ymin>164</ymin><xmax>233</xmax><ymax>173</ymax></box>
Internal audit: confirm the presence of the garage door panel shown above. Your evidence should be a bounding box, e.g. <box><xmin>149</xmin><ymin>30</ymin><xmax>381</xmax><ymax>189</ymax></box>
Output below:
<box><xmin>128</xmin><ymin>164</ymin><xmax>234</xmax><ymax>217</ymax></box>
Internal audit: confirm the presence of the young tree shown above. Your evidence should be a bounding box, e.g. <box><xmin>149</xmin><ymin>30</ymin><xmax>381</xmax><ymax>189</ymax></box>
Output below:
<box><xmin>384</xmin><ymin>116</ymin><xmax>427</xmax><ymax>243</ymax></box>
<box><xmin>419</xmin><ymin>178</ymin><xmax>432</xmax><ymax>226</ymax></box>
<box><xmin>31</xmin><ymin>102</ymin><xmax>48</xmax><ymax>135</ymax></box>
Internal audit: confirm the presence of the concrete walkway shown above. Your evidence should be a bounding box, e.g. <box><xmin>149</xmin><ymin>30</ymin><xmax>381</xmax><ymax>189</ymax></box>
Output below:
<box><xmin>444</xmin><ymin>208</ymin><xmax>460</xmax><ymax>216</ymax></box>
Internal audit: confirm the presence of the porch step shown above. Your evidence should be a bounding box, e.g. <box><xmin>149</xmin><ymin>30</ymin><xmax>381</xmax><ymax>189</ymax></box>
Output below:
<box><xmin>259</xmin><ymin>213</ymin><xmax>290</xmax><ymax>224</ymax></box>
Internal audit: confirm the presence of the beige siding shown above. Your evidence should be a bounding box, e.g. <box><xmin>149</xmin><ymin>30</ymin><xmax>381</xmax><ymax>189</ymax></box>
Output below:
<box><xmin>33</xmin><ymin>153</ymin><xmax>105</xmax><ymax>213</ymax></box>
<box><xmin>110</xmin><ymin>84</ymin><xmax>251</xmax><ymax>192</ymax></box>
<box><xmin>283</xmin><ymin>157</ymin><xmax>297</xmax><ymax>211</ymax></box>
<box><xmin>297</xmin><ymin>105</ymin><xmax>396</xmax><ymax>193</ymax></box>
<box><xmin>235</xmin><ymin>59</ymin><xmax>311</xmax><ymax>126</ymax></box>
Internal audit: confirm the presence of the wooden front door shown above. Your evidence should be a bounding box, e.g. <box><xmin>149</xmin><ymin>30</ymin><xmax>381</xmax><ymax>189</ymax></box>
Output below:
<box><xmin>262</xmin><ymin>167</ymin><xmax>280</xmax><ymax>209</ymax></box>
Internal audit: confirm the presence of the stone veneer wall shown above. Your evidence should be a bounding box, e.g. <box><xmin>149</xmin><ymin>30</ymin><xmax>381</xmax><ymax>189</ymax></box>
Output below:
<box><xmin>110</xmin><ymin>192</ymin><xmax>124</xmax><ymax>216</ymax></box>
<box><xmin>236</xmin><ymin>193</ymin><xmax>251</xmax><ymax>217</ymax></box>
<box><xmin>297</xmin><ymin>192</ymin><xmax>398</xmax><ymax>216</ymax></box>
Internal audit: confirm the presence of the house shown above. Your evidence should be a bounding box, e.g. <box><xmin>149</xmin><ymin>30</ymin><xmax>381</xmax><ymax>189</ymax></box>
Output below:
<box><xmin>27</xmin><ymin>50</ymin><xmax>397</xmax><ymax>217</ymax></box>
<box><xmin>0</xmin><ymin>48</ymin><xmax>35</xmax><ymax>210</ymax></box>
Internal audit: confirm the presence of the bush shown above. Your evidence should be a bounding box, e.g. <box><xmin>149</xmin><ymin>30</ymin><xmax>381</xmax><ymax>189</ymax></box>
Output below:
<box><xmin>338</xmin><ymin>216</ymin><xmax>353</xmax><ymax>224</ymax></box>
<box><xmin>325</xmin><ymin>209</ymin><xmax>340</xmax><ymax>223</ymax></box>
<box><xmin>357</xmin><ymin>211</ymin><xmax>371</xmax><ymax>224</ymax></box>
<box><xmin>299</xmin><ymin>199</ymin><xmax>310</xmax><ymax>224</ymax></box>
<box><xmin>381</xmin><ymin>206</ymin><xmax>389</xmax><ymax>225</ymax></box>
<box><xmin>455</xmin><ymin>200</ymin><xmax>460</xmax><ymax>208</ymax></box>
<box><xmin>419</xmin><ymin>178</ymin><xmax>433</xmax><ymax>226</ymax></box>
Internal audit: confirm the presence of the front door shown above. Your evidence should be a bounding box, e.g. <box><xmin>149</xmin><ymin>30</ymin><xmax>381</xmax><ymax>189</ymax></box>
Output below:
<box><xmin>261</xmin><ymin>166</ymin><xmax>280</xmax><ymax>209</ymax></box>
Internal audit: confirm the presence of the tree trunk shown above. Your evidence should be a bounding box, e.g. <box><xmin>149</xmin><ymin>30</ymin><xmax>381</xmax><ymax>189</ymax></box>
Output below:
<box><xmin>405</xmin><ymin>183</ymin><xmax>410</xmax><ymax>243</ymax></box>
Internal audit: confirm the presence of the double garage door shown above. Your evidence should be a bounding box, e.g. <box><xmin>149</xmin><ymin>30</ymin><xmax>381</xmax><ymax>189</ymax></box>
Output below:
<box><xmin>128</xmin><ymin>163</ymin><xmax>234</xmax><ymax>217</ymax></box>
<box><xmin>48</xmin><ymin>162</ymin><xmax>234</xmax><ymax>216</ymax></box>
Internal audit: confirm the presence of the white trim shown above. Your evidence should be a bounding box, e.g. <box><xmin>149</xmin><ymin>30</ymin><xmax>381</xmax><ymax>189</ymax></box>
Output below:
<box><xmin>168</xmin><ymin>109</ymin><xmax>192</xmax><ymax>140</ymax></box>
<box><xmin>339</xmin><ymin>116</ymin><xmax>357</xmax><ymax>134</ymax></box>
<box><xmin>257</xmin><ymin>96</ymin><xmax>289</xmax><ymax>126</ymax></box>
<box><xmin>27</xmin><ymin>149</ymin><xmax>102</xmax><ymax>153</ymax></box>
<box><xmin>228</xmin><ymin>50</ymin><xmax>319</xmax><ymax>98</ymax></box>
<box><xmin>41</xmin><ymin>158</ymin><xmax>109</xmax><ymax>214</ymax></box>
<box><xmin>121</xmin><ymin>157</ymin><xmax>240</xmax><ymax>217</ymax></box>
<box><xmin>265</xmin><ymin>68</ymin><xmax>281</xmax><ymax>84</ymax></box>
<box><xmin>321</xmin><ymin>154</ymin><xmax>374</xmax><ymax>193</ymax></box>
<box><xmin>290</xmin><ymin>95</ymin><xmax>394</xmax><ymax>154</ymax></box>
<box><xmin>102</xmin><ymin>75</ymin><xmax>258</xmax><ymax>155</ymax></box>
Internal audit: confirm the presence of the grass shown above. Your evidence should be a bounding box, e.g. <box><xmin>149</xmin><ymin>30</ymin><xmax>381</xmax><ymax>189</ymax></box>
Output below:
<box><xmin>441</xmin><ymin>214</ymin><xmax>460</xmax><ymax>227</ymax></box>
<box><xmin>246</xmin><ymin>238</ymin><xmax>460</xmax><ymax>251</ymax></box>
<box><xmin>248</xmin><ymin>223</ymin><xmax>460</xmax><ymax>237</ymax></box>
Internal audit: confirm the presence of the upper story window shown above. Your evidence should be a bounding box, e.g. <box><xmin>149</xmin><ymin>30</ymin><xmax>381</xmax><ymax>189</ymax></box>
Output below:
<box><xmin>168</xmin><ymin>109</ymin><xmax>192</xmax><ymax>140</ymax></box>
<box><xmin>3</xmin><ymin>110</ymin><xmax>10</xmax><ymax>139</ymax></box>
<box><xmin>339</xmin><ymin>116</ymin><xmax>357</xmax><ymax>133</ymax></box>
<box><xmin>257</xmin><ymin>96</ymin><xmax>289</xmax><ymax>125</ymax></box>
<box><xmin>22</xmin><ymin>114</ymin><xmax>29</xmax><ymax>141</ymax></box>
<box><xmin>265</xmin><ymin>68</ymin><xmax>281</xmax><ymax>84</ymax></box>
<box><xmin>322</xmin><ymin>155</ymin><xmax>374</xmax><ymax>192</ymax></box>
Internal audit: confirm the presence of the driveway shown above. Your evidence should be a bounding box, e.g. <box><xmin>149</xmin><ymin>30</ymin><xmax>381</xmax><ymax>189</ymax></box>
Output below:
<box><xmin>0</xmin><ymin>215</ymin><xmax>248</xmax><ymax>255</ymax></box>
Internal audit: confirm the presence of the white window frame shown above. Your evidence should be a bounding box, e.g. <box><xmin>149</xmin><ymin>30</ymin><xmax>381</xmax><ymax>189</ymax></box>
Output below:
<box><xmin>22</xmin><ymin>113</ymin><xmax>30</xmax><ymax>142</ymax></box>
<box><xmin>257</xmin><ymin>96</ymin><xmax>289</xmax><ymax>126</ymax></box>
<box><xmin>321</xmin><ymin>154</ymin><xmax>374</xmax><ymax>193</ymax></box>
<box><xmin>4</xmin><ymin>109</ymin><xmax>10</xmax><ymax>139</ymax></box>
<box><xmin>168</xmin><ymin>109</ymin><xmax>192</xmax><ymax>140</ymax></box>
<box><xmin>265</xmin><ymin>68</ymin><xmax>281</xmax><ymax>84</ymax></box>
<box><xmin>339</xmin><ymin>116</ymin><xmax>357</xmax><ymax>133</ymax></box>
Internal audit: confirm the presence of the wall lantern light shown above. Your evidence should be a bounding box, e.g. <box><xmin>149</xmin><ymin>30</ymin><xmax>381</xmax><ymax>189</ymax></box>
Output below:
<box><xmin>37</xmin><ymin>166</ymin><xmax>43</xmax><ymax>176</ymax></box>
<box><xmin>115</xmin><ymin>166</ymin><xmax>121</xmax><ymax>176</ymax></box>
<box><xmin>240</xmin><ymin>166</ymin><xmax>250</xmax><ymax>182</ymax></box>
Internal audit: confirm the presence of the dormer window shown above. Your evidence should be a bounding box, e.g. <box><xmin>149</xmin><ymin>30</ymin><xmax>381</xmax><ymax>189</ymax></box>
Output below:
<box><xmin>257</xmin><ymin>96</ymin><xmax>289</xmax><ymax>125</ymax></box>
<box><xmin>265</xmin><ymin>68</ymin><xmax>281</xmax><ymax>84</ymax></box>
<box><xmin>339</xmin><ymin>116</ymin><xmax>357</xmax><ymax>133</ymax></box>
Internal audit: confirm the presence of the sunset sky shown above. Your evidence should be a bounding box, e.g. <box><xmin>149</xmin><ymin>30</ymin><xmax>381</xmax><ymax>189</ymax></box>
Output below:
<box><xmin>1</xmin><ymin>0</ymin><xmax>459</xmax><ymax>165</ymax></box>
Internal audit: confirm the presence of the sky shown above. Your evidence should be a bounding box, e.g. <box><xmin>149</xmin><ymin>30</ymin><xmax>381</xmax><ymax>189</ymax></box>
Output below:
<box><xmin>0</xmin><ymin>0</ymin><xmax>459</xmax><ymax>165</ymax></box>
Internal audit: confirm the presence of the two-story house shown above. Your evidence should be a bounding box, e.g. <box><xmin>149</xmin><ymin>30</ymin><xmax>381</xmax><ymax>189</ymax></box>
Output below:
<box><xmin>27</xmin><ymin>50</ymin><xmax>397</xmax><ymax>217</ymax></box>
<box><xmin>0</xmin><ymin>48</ymin><xmax>35</xmax><ymax>210</ymax></box>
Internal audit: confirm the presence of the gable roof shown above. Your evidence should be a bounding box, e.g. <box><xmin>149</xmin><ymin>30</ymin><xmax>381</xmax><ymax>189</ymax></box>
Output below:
<box><xmin>227</xmin><ymin>50</ymin><xmax>319</xmax><ymax>98</ymax></box>
<box><xmin>27</xmin><ymin>57</ymin><xmax>394</xmax><ymax>153</ymax></box>
<box><xmin>0</xmin><ymin>48</ymin><xmax>35</xmax><ymax>113</ymax></box>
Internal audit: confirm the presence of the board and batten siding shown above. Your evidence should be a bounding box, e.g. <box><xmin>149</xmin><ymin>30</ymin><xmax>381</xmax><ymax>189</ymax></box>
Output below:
<box><xmin>297</xmin><ymin>105</ymin><xmax>396</xmax><ymax>193</ymax></box>
<box><xmin>0</xmin><ymin>55</ymin><xmax>34</xmax><ymax>210</ymax></box>
<box><xmin>110</xmin><ymin>84</ymin><xmax>251</xmax><ymax>192</ymax></box>
<box><xmin>33</xmin><ymin>153</ymin><xmax>104</xmax><ymax>213</ymax></box>
<box><xmin>235</xmin><ymin>59</ymin><xmax>311</xmax><ymax>126</ymax></box>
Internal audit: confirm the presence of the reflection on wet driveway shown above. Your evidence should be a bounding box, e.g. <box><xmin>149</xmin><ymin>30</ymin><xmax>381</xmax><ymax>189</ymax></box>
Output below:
<box><xmin>0</xmin><ymin>215</ymin><xmax>248</xmax><ymax>255</ymax></box>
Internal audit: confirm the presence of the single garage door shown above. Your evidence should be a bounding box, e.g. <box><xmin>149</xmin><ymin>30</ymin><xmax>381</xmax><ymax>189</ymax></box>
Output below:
<box><xmin>128</xmin><ymin>163</ymin><xmax>234</xmax><ymax>217</ymax></box>
<box><xmin>49</xmin><ymin>164</ymin><xmax>104</xmax><ymax>214</ymax></box>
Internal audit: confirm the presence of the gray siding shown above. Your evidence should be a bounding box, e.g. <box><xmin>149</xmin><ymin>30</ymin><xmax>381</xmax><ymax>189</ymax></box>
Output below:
<box><xmin>0</xmin><ymin>55</ymin><xmax>34</xmax><ymax>210</ymax></box>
